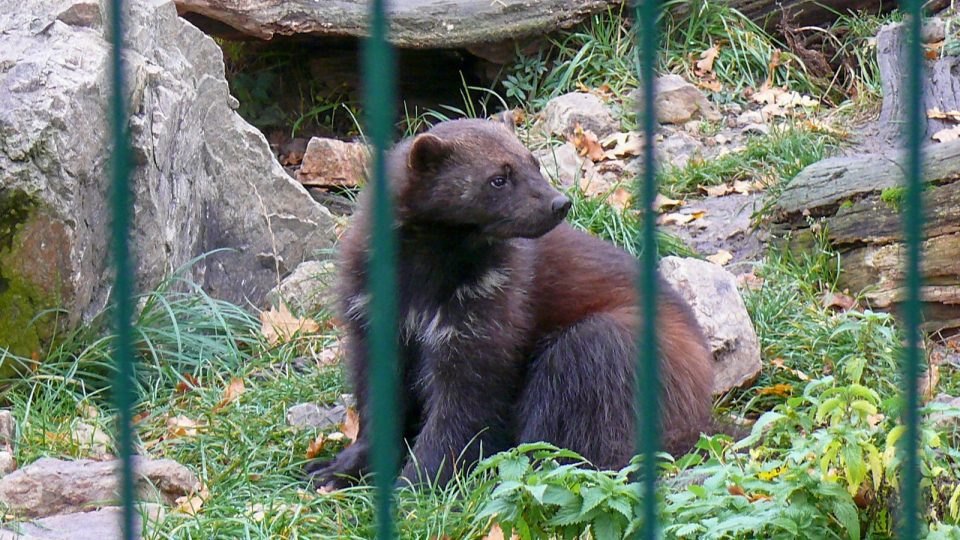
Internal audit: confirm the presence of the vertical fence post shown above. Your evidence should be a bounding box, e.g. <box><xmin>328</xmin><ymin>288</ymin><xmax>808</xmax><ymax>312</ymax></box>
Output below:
<box><xmin>363</xmin><ymin>1</ymin><xmax>400</xmax><ymax>539</ymax></box>
<box><xmin>634</xmin><ymin>1</ymin><xmax>661</xmax><ymax>538</ymax></box>
<box><xmin>899</xmin><ymin>0</ymin><xmax>924</xmax><ymax>538</ymax></box>
<box><xmin>106</xmin><ymin>0</ymin><xmax>137</xmax><ymax>538</ymax></box>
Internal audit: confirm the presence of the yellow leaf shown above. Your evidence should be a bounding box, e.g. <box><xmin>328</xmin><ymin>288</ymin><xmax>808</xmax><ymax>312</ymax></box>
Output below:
<box><xmin>653</xmin><ymin>194</ymin><xmax>683</xmax><ymax>212</ymax></box>
<box><xmin>706</xmin><ymin>250</ymin><xmax>733</xmax><ymax>266</ymax></box>
<box><xmin>260</xmin><ymin>303</ymin><xmax>320</xmax><ymax>345</ymax></box>
<box><xmin>757</xmin><ymin>383</ymin><xmax>793</xmax><ymax>397</ymax></box>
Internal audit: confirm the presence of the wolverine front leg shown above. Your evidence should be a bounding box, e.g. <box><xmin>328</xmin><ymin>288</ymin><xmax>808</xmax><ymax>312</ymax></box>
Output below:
<box><xmin>400</xmin><ymin>344</ymin><xmax>521</xmax><ymax>485</ymax></box>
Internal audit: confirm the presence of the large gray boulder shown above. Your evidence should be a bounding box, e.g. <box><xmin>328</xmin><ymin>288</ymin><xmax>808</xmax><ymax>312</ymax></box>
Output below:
<box><xmin>661</xmin><ymin>257</ymin><xmax>762</xmax><ymax>394</ymax></box>
<box><xmin>0</xmin><ymin>0</ymin><xmax>336</xmax><ymax>356</ymax></box>
<box><xmin>0</xmin><ymin>457</ymin><xmax>197</xmax><ymax>518</ymax></box>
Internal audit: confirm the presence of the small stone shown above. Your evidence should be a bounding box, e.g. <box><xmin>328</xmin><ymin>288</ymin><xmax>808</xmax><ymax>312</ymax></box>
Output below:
<box><xmin>71</xmin><ymin>422</ymin><xmax>113</xmax><ymax>459</ymax></box>
<box><xmin>534</xmin><ymin>142</ymin><xmax>588</xmax><ymax>188</ymax></box>
<box><xmin>631</xmin><ymin>75</ymin><xmax>722</xmax><ymax>125</ymax></box>
<box><xmin>724</xmin><ymin>102</ymin><xmax>743</xmax><ymax>115</ymax></box>
<box><xmin>660</xmin><ymin>131</ymin><xmax>704</xmax><ymax>168</ymax></box>
<box><xmin>540</xmin><ymin>93</ymin><xmax>619</xmax><ymax>138</ymax></box>
<box><xmin>286</xmin><ymin>403</ymin><xmax>346</xmax><ymax>430</ymax></box>
<box><xmin>715</xmin><ymin>133</ymin><xmax>729</xmax><ymax>145</ymax></box>
<box><xmin>660</xmin><ymin>257</ymin><xmax>762</xmax><ymax>394</ymax></box>
<box><xmin>736</xmin><ymin>110</ymin><xmax>764</xmax><ymax>126</ymax></box>
<box><xmin>683</xmin><ymin>120</ymin><xmax>703</xmax><ymax>134</ymax></box>
<box><xmin>0</xmin><ymin>411</ymin><xmax>15</xmax><ymax>448</ymax></box>
<box><xmin>922</xmin><ymin>17</ymin><xmax>946</xmax><ymax>44</ymax></box>
<box><xmin>741</xmin><ymin>123</ymin><xmax>770</xmax><ymax>136</ymax></box>
<box><xmin>0</xmin><ymin>457</ymin><xmax>198</xmax><ymax>518</ymax></box>
<box><xmin>296</xmin><ymin>138</ymin><xmax>369</xmax><ymax>188</ymax></box>
<box><xmin>0</xmin><ymin>453</ymin><xmax>15</xmax><ymax>478</ymax></box>
<box><xmin>55</xmin><ymin>1</ymin><xmax>101</xmax><ymax>27</ymax></box>
<box><xmin>266</xmin><ymin>260</ymin><xmax>336</xmax><ymax>317</ymax></box>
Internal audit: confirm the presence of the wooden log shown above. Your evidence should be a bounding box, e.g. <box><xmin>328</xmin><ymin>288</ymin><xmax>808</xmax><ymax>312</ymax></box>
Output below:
<box><xmin>173</xmin><ymin>0</ymin><xmax>619</xmax><ymax>47</ymax></box>
<box><xmin>723</xmin><ymin>0</ymin><xmax>892</xmax><ymax>32</ymax></box>
<box><xmin>774</xmin><ymin>140</ymin><xmax>960</xmax><ymax>331</ymax></box>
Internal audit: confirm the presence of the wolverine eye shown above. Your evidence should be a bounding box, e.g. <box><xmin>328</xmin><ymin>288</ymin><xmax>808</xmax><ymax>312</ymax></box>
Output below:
<box><xmin>489</xmin><ymin>176</ymin><xmax>508</xmax><ymax>188</ymax></box>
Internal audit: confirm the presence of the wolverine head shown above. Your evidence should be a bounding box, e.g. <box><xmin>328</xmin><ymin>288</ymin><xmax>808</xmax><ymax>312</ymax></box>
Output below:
<box><xmin>396</xmin><ymin>117</ymin><xmax>571</xmax><ymax>239</ymax></box>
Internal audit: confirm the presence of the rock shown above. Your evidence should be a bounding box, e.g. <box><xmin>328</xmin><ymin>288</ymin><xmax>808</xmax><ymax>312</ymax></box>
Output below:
<box><xmin>660</xmin><ymin>257</ymin><xmax>762</xmax><ymax>394</ymax></box>
<box><xmin>296</xmin><ymin>138</ymin><xmax>369</xmax><ymax>188</ymax></box>
<box><xmin>736</xmin><ymin>110</ymin><xmax>764</xmax><ymax>126</ymax></box>
<box><xmin>0</xmin><ymin>0</ymin><xmax>336</xmax><ymax>356</ymax></box>
<box><xmin>172</xmin><ymin>0</ymin><xmax>620</xmax><ymax>48</ymax></box>
<box><xmin>773</xmin><ymin>140</ymin><xmax>960</xmax><ymax>330</ymax></box>
<box><xmin>540</xmin><ymin>93</ymin><xmax>619</xmax><ymax>139</ymax></box>
<box><xmin>0</xmin><ymin>505</ymin><xmax>164</xmax><ymax>540</ymax></box>
<box><xmin>922</xmin><ymin>17</ymin><xmax>946</xmax><ymax>44</ymax></box>
<box><xmin>0</xmin><ymin>457</ymin><xmax>198</xmax><ymax>518</ymax></box>
<box><xmin>286</xmin><ymin>403</ymin><xmax>347</xmax><ymax>430</ymax></box>
<box><xmin>71</xmin><ymin>423</ymin><xmax>113</xmax><ymax>459</ymax></box>
<box><xmin>266</xmin><ymin>260</ymin><xmax>337</xmax><ymax>317</ymax></box>
<box><xmin>659</xmin><ymin>193</ymin><xmax>767</xmax><ymax>271</ymax></box>
<box><xmin>0</xmin><ymin>411</ymin><xmax>15</xmax><ymax>477</ymax></box>
<box><xmin>535</xmin><ymin>142</ymin><xmax>589</xmax><ymax>188</ymax></box>
<box><xmin>740</xmin><ymin>123</ymin><xmax>770</xmax><ymax>136</ymax></box>
<box><xmin>631</xmin><ymin>75</ymin><xmax>722</xmax><ymax>125</ymax></box>
<box><xmin>659</xmin><ymin>132</ymin><xmax>704</xmax><ymax>168</ymax></box>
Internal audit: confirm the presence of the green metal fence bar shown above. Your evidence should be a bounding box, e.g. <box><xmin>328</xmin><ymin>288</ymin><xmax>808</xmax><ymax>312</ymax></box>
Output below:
<box><xmin>107</xmin><ymin>0</ymin><xmax>138</xmax><ymax>537</ymax></box>
<box><xmin>899</xmin><ymin>0</ymin><xmax>925</xmax><ymax>538</ymax></box>
<box><xmin>634</xmin><ymin>1</ymin><xmax>662</xmax><ymax>539</ymax></box>
<box><xmin>363</xmin><ymin>1</ymin><xmax>401</xmax><ymax>539</ymax></box>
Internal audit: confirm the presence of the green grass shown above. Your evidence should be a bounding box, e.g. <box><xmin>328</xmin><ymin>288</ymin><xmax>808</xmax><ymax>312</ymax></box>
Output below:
<box><xmin>659</xmin><ymin>123</ymin><xmax>842</xmax><ymax>198</ymax></box>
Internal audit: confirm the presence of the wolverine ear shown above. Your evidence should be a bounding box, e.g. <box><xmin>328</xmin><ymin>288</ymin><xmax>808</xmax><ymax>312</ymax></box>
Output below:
<box><xmin>494</xmin><ymin>110</ymin><xmax>517</xmax><ymax>133</ymax></box>
<box><xmin>408</xmin><ymin>133</ymin><xmax>450</xmax><ymax>172</ymax></box>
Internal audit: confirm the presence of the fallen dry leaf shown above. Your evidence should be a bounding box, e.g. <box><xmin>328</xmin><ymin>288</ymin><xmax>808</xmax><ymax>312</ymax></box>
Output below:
<box><xmin>212</xmin><ymin>377</ymin><xmax>245</xmax><ymax>413</ymax></box>
<box><xmin>695</xmin><ymin>44</ymin><xmax>721</xmax><ymax>76</ymax></box>
<box><xmin>305</xmin><ymin>433</ymin><xmax>328</xmax><ymax>459</ymax></box>
<box><xmin>175</xmin><ymin>484</ymin><xmax>210</xmax><ymax>516</ymax></box>
<box><xmin>483</xmin><ymin>524</ymin><xmax>520</xmax><ymax>540</ymax></box>
<box><xmin>600</xmin><ymin>131</ymin><xmax>642</xmax><ymax>159</ymax></box>
<box><xmin>653</xmin><ymin>193</ymin><xmax>683</xmax><ymax>212</ymax></box>
<box><xmin>260</xmin><ymin>303</ymin><xmax>320</xmax><ymax>345</ymax></box>
<box><xmin>658</xmin><ymin>212</ymin><xmax>695</xmax><ymax>226</ymax></box>
<box><xmin>702</xmin><ymin>184</ymin><xmax>732</xmax><ymax>197</ymax></box>
<box><xmin>727</xmin><ymin>484</ymin><xmax>747</xmax><ymax>497</ymax></box>
<box><xmin>763</xmin><ymin>49</ymin><xmax>781</xmax><ymax>89</ymax></box>
<box><xmin>166</xmin><ymin>415</ymin><xmax>201</xmax><ymax>439</ymax></box>
<box><xmin>732</xmin><ymin>180</ymin><xmax>754</xmax><ymax>194</ymax></box>
<box><xmin>317</xmin><ymin>342</ymin><xmax>342</xmax><ymax>367</ymax></box>
<box><xmin>770</xmin><ymin>358</ymin><xmax>810</xmax><ymax>381</ymax></box>
<box><xmin>821</xmin><ymin>291</ymin><xmax>857</xmax><ymax>311</ymax></box>
<box><xmin>919</xmin><ymin>363</ymin><xmax>940</xmax><ymax>403</ymax></box>
<box><xmin>606</xmin><ymin>187</ymin><xmax>633</xmax><ymax>212</ymax></box>
<box><xmin>569</xmin><ymin>124</ymin><xmax>605</xmax><ymax>162</ymax></box>
<box><xmin>706</xmin><ymin>250</ymin><xmax>733</xmax><ymax>266</ymax></box>
<box><xmin>927</xmin><ymin>107</ymin><xmax>960</xmax><ymax>122</ymax></box>
<box><xmin>757</xmin><ymin>383</ymin><xmax>794</xmax><ymax>397</ymax></box>
<box><xmin>932</xmin><ymin>125</ymin><xmax>960</xmax><ymax>142</ymax></box>
<box><xmin>341</xmin><ymin>408</ymin><xmax>360</xmax><ymax>444</ymax></box>
<box><xmin>175</xmin><ymin>372</ymin><xmax>200</xmax><ymax>394</ymax></box>
<box><xmin>697</xmin><ymin>79</ymin><xmax>723</xmax><ymax>92</ymax></box>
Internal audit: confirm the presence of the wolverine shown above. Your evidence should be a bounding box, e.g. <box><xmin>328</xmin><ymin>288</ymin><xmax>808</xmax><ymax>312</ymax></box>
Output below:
<box><xmin>306</xmin><ymin>115</ymin><xmax>714</xmax><ymax>488</ymax></box>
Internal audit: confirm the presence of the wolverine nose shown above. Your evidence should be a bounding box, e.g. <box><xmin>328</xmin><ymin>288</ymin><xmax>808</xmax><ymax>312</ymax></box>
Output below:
<box><xmin>551</xmin><ymin>196</ymin><xmax>572</xmax><ymax>219</ymax></box>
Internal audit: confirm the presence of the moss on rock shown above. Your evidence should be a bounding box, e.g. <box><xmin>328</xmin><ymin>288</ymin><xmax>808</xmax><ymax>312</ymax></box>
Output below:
<box><xmin>0</xmin><ymin>189</ymin><xmax>63</xmax><ymax>368</ymax></box>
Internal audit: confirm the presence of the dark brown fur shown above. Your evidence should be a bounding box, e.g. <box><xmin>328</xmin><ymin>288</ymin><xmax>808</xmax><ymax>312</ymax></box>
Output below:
<box><xmin>305</xmin><ymin>118</ymin><xmax>714</xmax><ymax>487</ymax></box>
